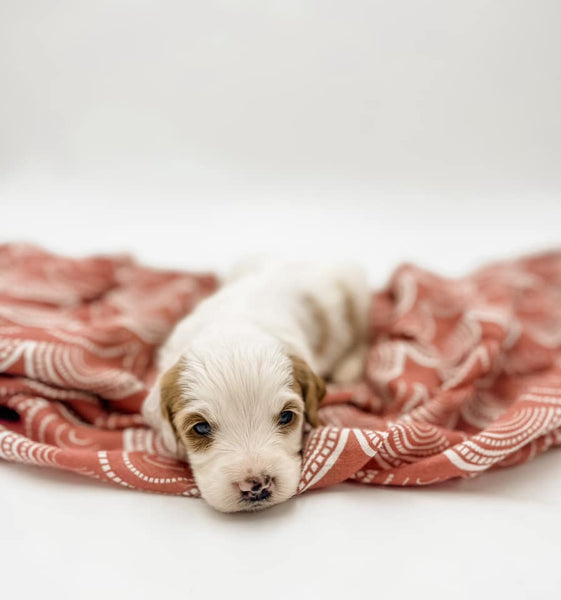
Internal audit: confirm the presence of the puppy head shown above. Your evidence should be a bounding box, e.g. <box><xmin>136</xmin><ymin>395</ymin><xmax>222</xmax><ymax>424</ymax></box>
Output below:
<box><xmin>144</xmin><ymin>340</ymin><xmax>325</xmax><ymax>512</ymax></box>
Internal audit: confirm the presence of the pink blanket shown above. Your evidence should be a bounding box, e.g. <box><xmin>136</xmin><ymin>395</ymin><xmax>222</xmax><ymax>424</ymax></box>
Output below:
<box><xmin>1</xmin><ymin>244</ymin><xmax>560</xmax><ymax>497</ymax></box>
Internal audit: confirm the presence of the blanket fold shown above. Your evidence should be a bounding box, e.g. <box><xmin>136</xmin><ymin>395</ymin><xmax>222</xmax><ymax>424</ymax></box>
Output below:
<box><xmin>1</xmin><ymin>243</ymin><xmax>560</xmax><ymax>497</ymax></box>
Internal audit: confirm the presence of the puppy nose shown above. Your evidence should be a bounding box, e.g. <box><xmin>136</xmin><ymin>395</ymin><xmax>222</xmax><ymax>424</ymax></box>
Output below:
<box><xmin>238</xmin><ymin>474</ymin><xmax>273</xmax><ymax>501</ymax></box>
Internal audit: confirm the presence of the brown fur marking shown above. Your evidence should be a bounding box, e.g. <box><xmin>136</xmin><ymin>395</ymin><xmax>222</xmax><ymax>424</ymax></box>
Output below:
<box><xmin>303</xmin><ymin>293</ymin><xmax>330</xmax><ymax>355</ymax></box>
<box><xmin>160</xmin><ymin>358</ymin><xmax>214</xmax><ymax>453</ymax></box>
<box><xmin>179</xmin><ymin>413</ymin><xmax>214</xmax><ymax>453</ymax></box>
<box><xmin>160</xmin><ymin>359</ymin><xmax>186</xmax><ymax>438</ymax></box>
<box><xmin>339</xmin><ymin>281</ymin><xmax>363</xmax><ymax>345</ymax></box>
<box><xmin>276</xmin><ymin>400</ymin><xmax>303</xmax><ymax>434</ymax></box>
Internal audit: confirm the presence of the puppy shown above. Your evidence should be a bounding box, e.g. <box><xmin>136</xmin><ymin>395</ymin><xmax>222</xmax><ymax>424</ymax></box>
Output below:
<box><xmin>143</xmin><ymin>260</ymin><xmax>370</xmax><ymax>512</ymax></box>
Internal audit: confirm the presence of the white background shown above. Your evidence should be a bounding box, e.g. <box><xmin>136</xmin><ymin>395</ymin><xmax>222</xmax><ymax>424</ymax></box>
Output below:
<box><xmin>1</xmin><ymin>1</ymin><xmax>560</xmax><ymax>599</ymax></box>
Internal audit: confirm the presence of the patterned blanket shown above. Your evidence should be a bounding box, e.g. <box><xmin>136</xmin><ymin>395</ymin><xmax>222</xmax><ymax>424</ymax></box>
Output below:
<box><xmin>1</xmin><ymin>244</ymin><xmax>560</xmax><ymax>498</ymax></box>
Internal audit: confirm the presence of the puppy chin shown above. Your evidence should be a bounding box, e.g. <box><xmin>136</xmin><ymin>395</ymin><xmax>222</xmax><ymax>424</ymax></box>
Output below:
<box><xmin>194</xmin><ymin>454</ymin><xmax>302</xmax><ymax>513</ymax></box>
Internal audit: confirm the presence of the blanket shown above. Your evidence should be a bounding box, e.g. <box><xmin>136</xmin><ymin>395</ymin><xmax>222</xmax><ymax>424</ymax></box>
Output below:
<box><xmin>1</xmin><ymin>244</ymin><xmax>560</xmax><ymax>498</ymax></box>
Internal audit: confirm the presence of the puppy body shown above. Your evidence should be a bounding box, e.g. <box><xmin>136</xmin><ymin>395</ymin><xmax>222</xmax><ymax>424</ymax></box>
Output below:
<box><xmin>143</xmin><ymin>261</ymin><xmax>369</xmax><ymax>512</ymax></box>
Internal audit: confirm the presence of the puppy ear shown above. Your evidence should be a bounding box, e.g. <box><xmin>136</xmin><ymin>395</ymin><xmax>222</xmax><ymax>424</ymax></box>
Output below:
<box><xmin>289</xmin><ymin>355</ymin><xmax>326</xmax><ymax>427</ymax></box>
<box><xmin>142</xmin><ymin>359</ymin><xmax>185</xmax><ymax>456</ymax></box>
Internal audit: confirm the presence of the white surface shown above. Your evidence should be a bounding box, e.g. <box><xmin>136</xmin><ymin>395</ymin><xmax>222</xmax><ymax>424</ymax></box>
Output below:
<box><xmin>3</xmin><ymin>453</ymin><xmax>561</xmax><ymax>599</ymax></box>
<box><xmin>1</xmin><ymin>1</ymin><xmax>561</xmax><ymax>598</ymax></box>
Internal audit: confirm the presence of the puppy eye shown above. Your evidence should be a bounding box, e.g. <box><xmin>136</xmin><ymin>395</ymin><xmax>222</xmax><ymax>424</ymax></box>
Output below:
<box><xmin>278</xmin><ymin>410</ymin><xmax>294</xmax><ymax>426</ymax></box>
<box><xmin>193</xmin><ymin>421</ymin><xmax>212</xmax><ymax>436</ymax></box>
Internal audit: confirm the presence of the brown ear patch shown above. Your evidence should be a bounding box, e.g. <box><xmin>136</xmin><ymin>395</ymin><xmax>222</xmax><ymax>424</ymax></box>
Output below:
<box><xmin>289</xmin><ymin>355</ymin><xmax>326</xmax><ymax>427</ymax></box>
<box><xmin>160</xmin><ymin>358</ymin><xmax>186</xmax><ymax>441</ymax></box>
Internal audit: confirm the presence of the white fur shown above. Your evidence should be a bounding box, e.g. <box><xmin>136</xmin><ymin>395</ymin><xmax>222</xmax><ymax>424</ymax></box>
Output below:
<box><xmin>143</xmin><ymin>260</ymin><xmax>370</xmax><ymax>512</ymax></box>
